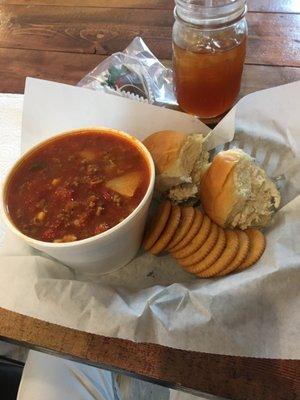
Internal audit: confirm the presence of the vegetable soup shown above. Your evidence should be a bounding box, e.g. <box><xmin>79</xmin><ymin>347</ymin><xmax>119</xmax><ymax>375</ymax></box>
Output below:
<box><xmin>5</xmin><ymin>130</ymin><xmax>150</xmax><ymax>243</ymax></box>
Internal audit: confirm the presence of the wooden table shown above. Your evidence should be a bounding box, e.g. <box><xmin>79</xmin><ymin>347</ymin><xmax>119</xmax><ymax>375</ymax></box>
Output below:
<box><xmin>0</xmin><ymin>1</ymin><xmax>299</xmax><ymax>399</ymax></box>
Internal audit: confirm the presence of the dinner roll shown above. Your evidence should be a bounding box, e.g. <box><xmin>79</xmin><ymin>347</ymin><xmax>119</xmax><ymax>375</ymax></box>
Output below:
<box><xmin>200</xmin><ymin>148</ymin><xmax>281</xmax><ymax>229</ymax></box>
<box><xmin>143</xmin><ymin>130</ymin><xmax>209</xmax><ymax>203</ymax></box>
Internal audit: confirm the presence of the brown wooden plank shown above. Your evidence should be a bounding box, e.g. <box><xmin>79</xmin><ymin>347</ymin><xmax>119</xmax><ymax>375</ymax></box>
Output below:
<box><xmin>0</xmin><ymin>48</ymin><xmax>105</xmax><ymax>93</ymax></box>
<box><xmin>1</xmin><ymin>47</ymin><xmax>300</xmax><ymax>95</ymax></box>
<box><xmin>2</xmin><ymin>0</ymin><xmax>300</xmax><ymax>13</ymax></box>
<box><xmin>249</xmin><ymin>0</ymin><xmax>300</xmax><ymax>13</ymax></box>
<box><xmin>0</xmin><ymin>307</ymin><xmax>299</xmax><ymax>400</ymax></box>
<box><xmin>246</xmin><ymin>12</ymin><xmax>300</xmax><ymax>67</ymax></box>
<box><xmin>0</xmin><ymin>0</ymin><xmax>174</xmax><ymax>8</ymax></box>
<box><xmin>0</xmin><ymin>5</ymin><xmax>299</xmax><ymax>66</ymax></box>
<box><xmin>0</xmin><ymin>5</ymin><xmax>172</xmax><ymax>55</ymax></box>
<box><xmin>240</xmin><ymin>64</ymin><xmax>300</xmax><ymax>97</ymax></box>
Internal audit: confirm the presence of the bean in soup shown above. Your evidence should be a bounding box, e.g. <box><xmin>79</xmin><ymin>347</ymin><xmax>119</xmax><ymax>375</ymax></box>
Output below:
<box><xmin>5</xmin><ymin>130</ymin><xmax>150</xmax><ymax>243</ymax></box>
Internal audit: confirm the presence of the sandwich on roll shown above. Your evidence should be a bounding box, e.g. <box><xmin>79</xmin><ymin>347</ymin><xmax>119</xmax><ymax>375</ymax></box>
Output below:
<box><xmin>200</xmin><ymin>148</ymin><xmax>281</xmax><ymax>229</ymax></box>
<box><xmin>143</xmin><ymin>130</ymin><xmax>209</xmax><ymax>203</ymax></box>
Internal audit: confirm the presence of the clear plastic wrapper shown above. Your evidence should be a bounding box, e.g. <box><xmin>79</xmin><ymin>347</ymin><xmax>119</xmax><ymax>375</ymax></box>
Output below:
<box><xmin>78</xmin><ymin>37</ymin><xmax>177</xmax><ymax>107</ymax></box>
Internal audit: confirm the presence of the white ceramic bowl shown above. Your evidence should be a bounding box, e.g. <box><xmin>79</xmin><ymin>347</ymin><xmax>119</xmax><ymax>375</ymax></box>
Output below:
<box><xmin>1</xmin><ymin>127</ymin><xmax>155</xmax><ymax>277</ymax></box>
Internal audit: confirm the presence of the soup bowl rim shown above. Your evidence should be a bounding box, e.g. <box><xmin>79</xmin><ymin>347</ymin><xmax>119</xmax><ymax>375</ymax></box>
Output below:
<box><xmin>0</xmin><ymin>126</ymin><xmax>155</xmax><ymax>248</ymax></box>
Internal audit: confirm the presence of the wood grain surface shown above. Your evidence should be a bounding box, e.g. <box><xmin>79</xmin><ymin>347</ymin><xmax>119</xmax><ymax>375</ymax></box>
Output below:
<box><xmin>0</xmin><ymin>0</ymin><xmax>299</xmax><ymax>398</ymax></box>
<box><xmin>0</xmin><ymin>5</ymin><xmax>299</xmax><ymax>66</ymax></box>
<box><xmin>0</xmin><ymin>307</ymin><xmax>299</xmax><ymax>400</ymax></box>
<box><xmin>1</xmin><ymin>47</ymin><xmax>300</xmax><ymax>94</ymax></box>
<box><xmin>2</xmin><ymin>0</ymin><xmax>300</xmax><ymax>13</ymax></box>
<box><xmin>249</xmin><ymin>0</ymin><xmax>300</xmax><ymax>13</ymax></box>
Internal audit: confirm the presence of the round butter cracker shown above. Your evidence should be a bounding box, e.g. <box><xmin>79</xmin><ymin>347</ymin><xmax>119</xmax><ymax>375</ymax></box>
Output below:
<box><xmin>143</xmin><ymin>200</ymin><xmax>171</xmax><ymax>251</ymax></box>
<box><xmin>171</xmin><ymin>214</ymin><xmax>211</xmax><ymax>259</ymax></box>
<box><xmin>217</xmin><ymin>230</ymin><xmax>250</xmax><ymax>276</ymax></box>
<box><xmin>167</xmin><ymin>206</ymin><xmax>195</xmax><ymax>250</ymax></box>
<box><xmin>178</xmin><ymin>223</ymin><xmax>219</xmax><ymax>267</ymax></box>
<box><xmin>237</xmin><ymin>228</ymin><xmax>266</xmax><ymax>271</ymax></box>
<box><xmin>149</xmin><ymin>205</ymin><xmax>181</xmax><ymax>255</ymax></box>
<box><xmin>185</xmin><ymin>227</ymin><xmax>226</xmax><ymax>274</ymax></box>
<box><xmin>197</xmin><ymin>230</ymin><xmax>239</xmax><ymax>278</ymax></box>
<box><xmin>169</xmin><ymin>210</ymin><xmax>203</xmax><ymax>253</ymax></box>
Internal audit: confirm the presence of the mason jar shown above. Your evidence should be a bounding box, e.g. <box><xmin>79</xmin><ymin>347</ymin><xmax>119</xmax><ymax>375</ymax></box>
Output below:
<box><xmin>172</xmin><ymin>0</ymin><xmax>247</xmax><ymax>119</ymax></box>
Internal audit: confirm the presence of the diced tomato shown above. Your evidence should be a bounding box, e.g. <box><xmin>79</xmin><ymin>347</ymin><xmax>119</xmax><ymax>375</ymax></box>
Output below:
<box><xmin>94</xmin><ymin>223</ymin><xmax>110</xmax><ymax>235</ymax></box>
<box><xmin>53</xmin><ymin>187</ymin><xmax>73</xmax><ymax>202</ymax></box>
<box><xmin>41</xmin><ymin>219</ymin><xmax>63</xmax><ymax>241</ymax></box>
<box><xmin>100</xmin><ymin>188</ymin><xmax>112</xmax><ymax>201</ymax></box>
<box><xmin>23</xmin><ymin>197</ymin><xmax>37</xmax><ymax>213</ymax></box>
<box><xmin>41</xmin><ymin>228</ymin><xmax>56</xmax><ymax>241</ymax></box>
<box><xmin>50</xmin><ymin>220</ymin><xmax>62</xmax><ymax>230</ymax></box>
<box><xmin>73</xmin><ymin>211</ymin><xmax>93</xmax><ymax>228</ymax></box>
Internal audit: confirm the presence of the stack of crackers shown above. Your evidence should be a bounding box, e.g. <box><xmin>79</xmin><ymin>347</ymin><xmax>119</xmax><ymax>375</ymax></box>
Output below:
<box><xmin>143</xmin><ymin>201</ymin><xmax>266</xmax><ymax>278</ymax></box>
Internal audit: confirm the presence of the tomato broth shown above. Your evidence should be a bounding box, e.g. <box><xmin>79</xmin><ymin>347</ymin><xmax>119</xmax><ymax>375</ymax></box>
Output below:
<box><xmin>5</xmin><ymin>130</ymin><xmax>150</xmax><ymax>243</ymax></box>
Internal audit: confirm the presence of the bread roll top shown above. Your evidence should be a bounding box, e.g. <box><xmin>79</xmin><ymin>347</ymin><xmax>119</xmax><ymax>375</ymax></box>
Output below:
<box><xmin>200</xmin><ymin>148</ymin><xmax>281</xmax><ymax>229</ymax></box>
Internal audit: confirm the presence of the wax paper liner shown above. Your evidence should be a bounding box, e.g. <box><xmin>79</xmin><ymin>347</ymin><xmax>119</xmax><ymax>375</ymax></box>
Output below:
<box><xmin>0</xmin><ymin>79</ymin><xmax>299</xmax><ymax>360</ymax></box>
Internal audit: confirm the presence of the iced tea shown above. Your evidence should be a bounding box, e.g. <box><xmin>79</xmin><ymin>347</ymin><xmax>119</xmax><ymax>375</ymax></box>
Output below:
<box><xmin>173</xmin><ymin>40</ymin><xmax>246</xmax><ymax>118</ymax></box>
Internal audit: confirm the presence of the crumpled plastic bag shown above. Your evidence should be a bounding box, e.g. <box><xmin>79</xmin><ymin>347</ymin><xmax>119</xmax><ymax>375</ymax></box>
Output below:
<box><xmin>78</xmin><ymin>37</ymin><xmax>177</xmax><ymax>107</ymax></box>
